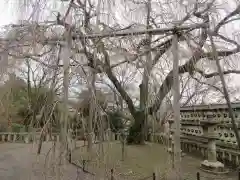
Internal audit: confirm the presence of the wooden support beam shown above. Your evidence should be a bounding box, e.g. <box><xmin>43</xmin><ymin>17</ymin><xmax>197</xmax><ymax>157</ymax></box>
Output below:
<box><xmin>72</xmin><ymin>23</ymin><xmax>208</xmax><ymax>39</ymax></box>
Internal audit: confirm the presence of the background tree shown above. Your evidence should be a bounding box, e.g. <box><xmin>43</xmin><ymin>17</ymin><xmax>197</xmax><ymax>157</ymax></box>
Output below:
<box><xmin>1</xmin><ymin>0</ymin><xmax>240</xmax><ymax>146</ymax></box>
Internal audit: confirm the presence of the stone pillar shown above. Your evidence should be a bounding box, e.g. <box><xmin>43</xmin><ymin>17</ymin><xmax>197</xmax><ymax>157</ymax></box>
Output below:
<box><xmin>205</xmin><ymin>122</ymin><xmax>218</xmax><ymax>162</ymax></box>
<box><xmin>67</xmin><ymin>129</ymin><xmax>73</xmax><ymax>149</ymax></box>
<box><xmin>111</xmin><ymin>132</ymin><xmax>115</xmax><ymax>141</ymax></box>
<box><xmin>200</xmin><ymin>147</ymin><xmax>205</xmax><ymax>156</ymax></box>
<box><xmin>13</xmin><ymin>134</ymin><xmax>17</xmax><ymax>142</ymax></box>
<box><xmin>28</xmin><ymin>127</ymin><xmax>33</xmax><ymax>142</ymax></box>
<box><xmin>189</xmin><ymin>144</ymin><xmax>192</xmax><ymax>153</ymax></box>
<box><xmin>149</xmin><ymin>134</ymin><xmax>154</xmax><ymax>142</ymax></box>
<box><xmin>21</xmin><ymin>134</ymin><xmax>25</xmax><ymax>142</ymax></box>
<box><xmin>207</xmin><ymin>139</ymin><xmax>217</xmax><ymax>162</ymax></box>
<box><xmin>32</xmin><ymin>132</ymin><xmax>37</xmax><ymax>144</ymax></box>
<box><xmin>236</xmin><ymin>155</ymin><xmax>239</xmax><ymax>166</ymax></box>
<box><xmin>46</xmin><ymin>134</ymin><xmax>50</xmax><ymax>142</ymax></box>
<box><xmin>228</xmin><ymin>153</ymin><xmax>232</xmax><ymax>162</ymax></box>
<box><xmin>1</xmin><ymin>134</ymin><xmax>5</xmax><ymax>142</ymax></box>
<box><xmin>24</xmin><ymin>134</ymin><xmax>30</xmax><ymax>143</ymax></box>
<box><xmin>56</xmin><ymin>135</ymin><xmax>60</xmax><ymax>142</ymax></box>
<box><xmin>148</xmin><ymin>129</ymin><xmax>153</xmax><ymax>142</ymax></box>
<box><xmin>35</xmin><ymin>133</ymin><xmax>41</xmax><ymax>142</ymax></box>
<box><xmin>104</xmin><ymin>130</ymin><xmax>109</xmax><ymax>141</ymax></box>
<box><xmin>117</xmin><ymin>133</ymin><xmax>120</xmax><ymax>141</ymax></box>
<box><xmin>72</xmin><ymin>139</ymin><xmax>76</xmax><ymax>149</ymax></box>
<box><xmin>7</xmin><ymin>134</ymin><xmax>11</xmax><ymax>142</ymax></box>
<box><xmin>222</xmin><ymin>151</ymin><xmax>225</xmax><ymax>160</ymax></box>
<box><xmin>106</xmin><ymin>129</ymin><xmax>110</xmax><ymax>141</ymax></box>
<box><xmin>105</xmin><ymin>130</ymin><xmax>108</xmax><ymax>141</ymax></box>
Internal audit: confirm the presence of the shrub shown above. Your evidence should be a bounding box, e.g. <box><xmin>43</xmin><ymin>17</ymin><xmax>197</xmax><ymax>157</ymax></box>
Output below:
<box><xmin>11</xmin><ymin>123</ymin><xmax>25</xmax><ymax>132</ymax></box>
<box><xmin>108</xmin><ymin>111</ymin><xmax>124</xmax><ymax>133</ymax></box>
<box><xmin>127</xmin><ymin>122</ymin><xmax>142</xmax><ymax>144</ymax></box>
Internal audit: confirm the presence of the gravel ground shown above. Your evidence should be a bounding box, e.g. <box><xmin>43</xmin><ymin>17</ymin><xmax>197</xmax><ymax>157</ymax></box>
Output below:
<box><xmin>0</xmin><ymin>141</ymin><xmax>239</xmax><ymax>180</ymax></box>
<box><xmin>0</xmin><ymin>142</ymin><xmax>92</xmax><ymax>180</ymax></box>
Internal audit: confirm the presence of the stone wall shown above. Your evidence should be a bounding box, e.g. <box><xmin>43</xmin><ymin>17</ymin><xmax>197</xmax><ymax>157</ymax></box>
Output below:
<box><xmin>151</xmin><ymin>103</ymin><xmax>240</xmax><ymax>169</ymax></box>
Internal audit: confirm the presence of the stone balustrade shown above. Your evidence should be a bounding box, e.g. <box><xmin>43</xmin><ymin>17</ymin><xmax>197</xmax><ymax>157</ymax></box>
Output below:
<box><xmin>72</xmin><ymin>128</ymin><xmax>126</xmax><ymax>142</ymax></box>
<box><xmin>0</xmin><ymin>132</ymin><xmax>60</xmax><ymax>143</ymax></box>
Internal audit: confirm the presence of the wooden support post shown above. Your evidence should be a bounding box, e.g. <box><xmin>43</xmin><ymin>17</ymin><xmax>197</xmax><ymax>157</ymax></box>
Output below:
<box><xmin>110</xmin><ymin>169</ymin><xmax>114</xmax><ymax>180</ymax></box>
<box><xmin>83</xmin><ymin>160</ymin><xmax>86</xmax><ymax>172</ymax></box>
<box><xmin>197</xmin><ymin>172</ymin><xmax>200</xmax><ymax>180</ymax></box>
<box><xmin>238</xmin><ymin>169</ymin><xmax>240</xmax><ymax>180</ymax></box>
<box><xmin>172</xmin><ymin>31</ymin><xmax>182</xmax><ymax>179</ymax></box>
<box><xmin>68</xmin><ymin>150</ymin><xmax>71</xmax><ymax>163</ymax></box>
<box><xmin>153</xmin><ymin>172</ymin><xmax>156</xmax><ymax>180</ymax></box>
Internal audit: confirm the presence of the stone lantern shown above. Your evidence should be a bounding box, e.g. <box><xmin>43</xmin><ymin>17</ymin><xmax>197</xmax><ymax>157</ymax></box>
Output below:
<box><xmin>200</xmin><ymin>111</ymin><xmax>226</xmax><ymax>173</ymax></box>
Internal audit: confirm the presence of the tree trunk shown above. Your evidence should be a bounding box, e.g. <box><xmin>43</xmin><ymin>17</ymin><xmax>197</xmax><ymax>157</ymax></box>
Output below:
<box><xmin>127</xmin><ymin>111</ymin><xmax>145</xmax><ymax>144</ymax></box>
<box><xmin>87</xmin><ymin>0</ymin><xmax>100</xmax><ymax>151</ymax></box>
<box><xmin>127</xmin><ymin>0</ymin><xmax>152</xmax><ymax>145</ymax></box>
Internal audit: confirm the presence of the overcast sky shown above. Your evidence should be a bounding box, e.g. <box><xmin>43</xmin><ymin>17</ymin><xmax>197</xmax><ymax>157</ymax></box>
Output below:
<box><xmin>0</xmin><ymin>1</ymin><xmax>16</xmax><ymax>26</ymax></box>
<box><xmin>1</xmin><ymin>0</ymin><xmax>240</xmax><ymax>104</ymax></box>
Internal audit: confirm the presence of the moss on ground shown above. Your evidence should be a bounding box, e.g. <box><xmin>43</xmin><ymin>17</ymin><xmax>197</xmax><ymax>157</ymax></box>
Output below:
<box><xmin>72</xmin><ymin>141</ymin><xmax>172</xmax><ymax>180</ymax></box>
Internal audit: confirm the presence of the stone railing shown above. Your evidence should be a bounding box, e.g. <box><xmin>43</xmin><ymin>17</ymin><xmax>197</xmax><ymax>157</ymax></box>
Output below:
<box><xmin>0</xmin><ymin>132</ymin><xmax>60</xmax><ymax>143</ymax></box>
<box><xmin>73</xmin><ymin>129</ymin><xmax>125</xmax><ymax>142</ymax></box>
<box><xmin>150</xmin><ymin>103</ymin><xmax>240</xmax><ymax>173</ymax></box>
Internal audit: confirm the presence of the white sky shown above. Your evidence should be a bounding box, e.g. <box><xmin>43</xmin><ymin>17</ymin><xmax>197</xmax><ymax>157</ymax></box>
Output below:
<box><xmin>1</xmin><ymin>0</ymin><xmax>240</xmax><ymax>104</ymax></box>
<box><xmin>0</xmin><ymin>1</ymin><xmax>17</xmax><ymax>26</ymax></box>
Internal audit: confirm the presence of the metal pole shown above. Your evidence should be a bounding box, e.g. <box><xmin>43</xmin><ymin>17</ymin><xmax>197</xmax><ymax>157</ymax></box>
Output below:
<box><xmin>172</xmin><ymin>32</ymin><xmax>182</xmax><ymax>180</ymax></box>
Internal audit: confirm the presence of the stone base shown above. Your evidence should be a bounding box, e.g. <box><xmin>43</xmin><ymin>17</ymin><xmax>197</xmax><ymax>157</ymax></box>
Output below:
<box><xmin>200</xmin><ymin>160</ymin><xmax>228</xmax><ymax>174</ymax></box>
<box><xmin>24</xmin><ymin>136</ymin><xmax>30</xmax><ymax>144</ymax></box>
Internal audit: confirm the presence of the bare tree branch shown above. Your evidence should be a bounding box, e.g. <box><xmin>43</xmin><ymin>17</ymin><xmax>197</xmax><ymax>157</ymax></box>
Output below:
<box><xmin>214</xmin><ymin>5</ymin><xmax>240</xmax><ymax>33</ymax></box>
<box><xmin>196</xmin><ymin>68</ymin><xmax>240</xmax><ymax>78</ymax></box>
<box><xmin>149</xmin><ymin>19</ymin><xmax>209</xmax><ymax>114</ymax></box>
